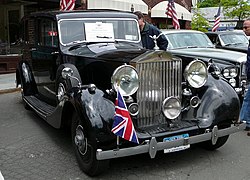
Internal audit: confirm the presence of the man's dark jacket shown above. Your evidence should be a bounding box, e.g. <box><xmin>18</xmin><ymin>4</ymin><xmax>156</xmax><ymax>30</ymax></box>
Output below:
<box><xmin>141</xmin><ymin>22</ymin><xmax>168</xmax><ymax>51</ymax></box>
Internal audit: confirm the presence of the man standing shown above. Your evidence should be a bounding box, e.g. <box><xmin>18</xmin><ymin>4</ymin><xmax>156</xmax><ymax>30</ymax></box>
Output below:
<box><xmin>240</xmin><ymin>18</ymin><xmax>250</xmax><ymax>136</ymax></box>
<box><xmin>134</xmin><ymin>11</ymin><xmax>168</xmax><ymax>51</ymax></box>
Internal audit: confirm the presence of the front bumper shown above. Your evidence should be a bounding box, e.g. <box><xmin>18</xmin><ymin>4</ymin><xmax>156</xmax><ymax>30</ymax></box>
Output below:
<box><xmin>96</xmin><ymin>122</ymin><xmax>246</xmax><ymax>160</ymax></box>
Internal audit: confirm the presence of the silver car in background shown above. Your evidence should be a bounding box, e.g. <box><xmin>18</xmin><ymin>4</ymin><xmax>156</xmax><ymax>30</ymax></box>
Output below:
<box><xmin>206</xmin><ymin>30</ymin><xmax>249</xmax><ymax>53</ymax></box>
<box><xmin>162</xmin><ymin>29</ymin><xmax>247</xmax><ymax>101</ymax></box>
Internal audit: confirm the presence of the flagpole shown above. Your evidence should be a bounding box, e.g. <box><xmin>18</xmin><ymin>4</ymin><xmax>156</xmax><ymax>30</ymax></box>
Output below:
<box><xmin>116</xmin><ymin>83</ymin><xmax>120</xmax><ymax>148</ymax></box>
<box><xmin>116</xmin><ymin>136</ymin><xmax>120</xmax><ymax>147</ymax></box>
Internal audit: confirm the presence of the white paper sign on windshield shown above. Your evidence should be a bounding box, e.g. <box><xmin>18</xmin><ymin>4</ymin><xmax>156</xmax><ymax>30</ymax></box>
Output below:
<box><xmin>85</xmin><ymin>22</ymin><xmax>114</xmax><ymax>42</ymax></box>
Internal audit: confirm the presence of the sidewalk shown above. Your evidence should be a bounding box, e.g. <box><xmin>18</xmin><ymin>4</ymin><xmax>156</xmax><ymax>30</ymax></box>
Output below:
<box><xmin>0</xmin><ymin>73</ymin><xmax>20</xmax><ymax>94</ymax></box>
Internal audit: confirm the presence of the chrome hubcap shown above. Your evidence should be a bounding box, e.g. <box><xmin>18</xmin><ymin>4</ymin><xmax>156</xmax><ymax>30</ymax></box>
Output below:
<box><xmin>57</xmin><ymin>83</ymin><xmax>65</xmax><ymax>102</ymax></box>
<box><xmin>74</xmin><ymin>125</ymin><xmax>87</xmax><ymax>155</ymax></box>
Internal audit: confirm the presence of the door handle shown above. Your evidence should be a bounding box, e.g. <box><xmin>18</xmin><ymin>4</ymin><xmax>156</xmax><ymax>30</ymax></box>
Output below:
<box><xmin>51</xmin><ymin>51</ymin><xmax>59</xmax><ymax>55</ymax></box>
<box><xmin>30</xmin><ymin>48</ymin><xmax>37</xmax><ymax>51</ymax></box>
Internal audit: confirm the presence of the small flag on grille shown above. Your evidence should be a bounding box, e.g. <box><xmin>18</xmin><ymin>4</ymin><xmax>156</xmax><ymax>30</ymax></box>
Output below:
<box><xmin>166</xmin><ymin>0</ymin><xmax>180</xmax><ymax>29</ymax></box>
<box><xmin>111</xmin><ymin>89</ymin><xmax>139</xmax><ymax>144</ymax></box>
<box><xmin>60</xmin><ymin>0</ymin><xmax>76</xmax><ymax>11</ymax></box>
<box><xmin>212</xmin><ymin>6</ymin><xmax>221</xmax><ymax>32</ymax></box>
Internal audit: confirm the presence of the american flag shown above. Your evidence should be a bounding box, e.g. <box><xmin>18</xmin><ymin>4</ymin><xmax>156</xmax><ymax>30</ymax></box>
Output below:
<box><xmin>212</xmin><ymin>6</ymin><xmax>221</xmax><ymax>32</ymax></box>
<box><xmin>111</xmin><ymin>89</ymin><xmax>139</xmax><ymax>144</ymax></box>
<box><xmin>60</xmin><ymin>0</ymin><xmax>76</xmax><ymax>11</ymax></box>
<box><xmin>166</xmin><ymin>0</ymin><xmax>180</xmax><ymax>29</ymax></box>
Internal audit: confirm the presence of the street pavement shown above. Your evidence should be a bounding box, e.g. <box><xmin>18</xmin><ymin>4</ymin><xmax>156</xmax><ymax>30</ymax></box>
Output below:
<box><xmin>0</xmin><ymin>92</ymin><xmax>250</xmax><ymax>179</ymax></box>
<box><xmin>0</xmin><ymin>73</ymin><xmax>19</xmax><ymax>94</ymax></box>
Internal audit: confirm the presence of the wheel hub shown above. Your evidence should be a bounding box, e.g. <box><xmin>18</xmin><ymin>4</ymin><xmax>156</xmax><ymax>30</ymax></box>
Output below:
<box><xmin>57</xmin><ymin>83</ymin><xmax>65</xmax><ymax>102</ymax></box>
<box><xmin>74</xmin><ymin>125</ymin><xmax>87</xmax><ymax>155</ymax></box>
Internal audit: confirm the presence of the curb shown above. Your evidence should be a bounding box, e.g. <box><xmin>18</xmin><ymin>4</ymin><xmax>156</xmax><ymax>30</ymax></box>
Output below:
<box><xmin>0</xmin><ymin>87</ymin><xmax>21</xmax><ymax>95</ymax></box>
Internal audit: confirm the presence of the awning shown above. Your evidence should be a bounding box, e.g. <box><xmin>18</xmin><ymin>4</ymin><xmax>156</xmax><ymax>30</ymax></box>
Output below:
<box><xmin>151</xmin><ymin>1</ymin><xmax>192</xmax><ymax>21</ymax></box>
<box><xmin>88</xmin><ymin>0</ymin><xmax>148</xmax><ymax>14</ymax></box>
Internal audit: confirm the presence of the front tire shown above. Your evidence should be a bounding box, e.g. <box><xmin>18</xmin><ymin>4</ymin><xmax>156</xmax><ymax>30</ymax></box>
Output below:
<box><xmin>200</xmin><ymin>135</ymin><xmax>229</xmax><ymax>150</ymax></box>
<box><xmin>71</xmin><ymin>112</ymin><xmax>109</xmax><ymax>176</ymax></box>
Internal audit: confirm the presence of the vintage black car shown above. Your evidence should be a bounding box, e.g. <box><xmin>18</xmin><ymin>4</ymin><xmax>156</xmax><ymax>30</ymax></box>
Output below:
<box><xmin>162</xmin><ymin>29</ymin><xmax>248</xmax><ymax>101</ymax></box>
<box><xmin>206</xmin><ymin>30</ymin><xmax>249</xmax><ymax>53</ymax></box>
<box><xmin>16</xmin><ymin>10</ymin><xmax>246</xmax><ymax>176</ymax></box>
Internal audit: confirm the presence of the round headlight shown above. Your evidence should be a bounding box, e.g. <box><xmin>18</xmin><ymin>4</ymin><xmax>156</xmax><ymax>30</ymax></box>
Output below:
<box><xmin>229</xmin><ymin>78</ymin><xmax>236</xmax><ymax>87</ymax></box>
<box><xmin>223</xmin><ymin>69</ymin><xmax>230</xmax><ymax>78</ymax></box>
<box><xmin>184</xmin><ymin>60</ymin><xmax>208</xmax><ymax>88</ymax></box>
<box><xmin>162</xmin><ymin>97</ymin><xmax>181</xmax><ymax>119</ymax></box>
<box><xmin>230</xmin><ymin>68</ymin><xmax>237</xmax><ymax>78</ymax></box>
<box><xmin>111</xmin><ymin>65</ymin><xmax>139</xmax><ymax>96</ymax></box>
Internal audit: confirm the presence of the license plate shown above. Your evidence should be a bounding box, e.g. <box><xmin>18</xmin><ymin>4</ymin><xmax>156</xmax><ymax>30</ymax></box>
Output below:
<box><xmin>163</xmin><ymin>133</ymin><xmax>190</xmax><ymax>153</ymax></box>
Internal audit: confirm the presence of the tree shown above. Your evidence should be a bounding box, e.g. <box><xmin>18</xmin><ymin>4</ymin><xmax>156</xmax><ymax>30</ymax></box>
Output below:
<box><xmin>191</xmin><ymin>8</ymin><xmax>210</xmax><ymax>32</ymax></box>
<box><xmin>198</xmin><ymin>0</ymin><xmax>221</xmax><ymax>8</ymax></box>
<box><xmin>221</xmin><ymin>0</ymin><xmax>250</xmax><ymax>21</ymax></box>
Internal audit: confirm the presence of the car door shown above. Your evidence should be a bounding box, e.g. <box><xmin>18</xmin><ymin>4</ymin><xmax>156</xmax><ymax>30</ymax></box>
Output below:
<box><xmin>31</xmin><ymin>17</ymin><xmax>59</xmax><ymax>105</ymax></box>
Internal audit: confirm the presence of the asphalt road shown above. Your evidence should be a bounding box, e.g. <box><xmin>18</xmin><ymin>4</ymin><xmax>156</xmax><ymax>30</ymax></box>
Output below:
<box><xmin>0</xmin><ymin>92</ymin><xmax>250</xmax><ymax>180</ymax></box>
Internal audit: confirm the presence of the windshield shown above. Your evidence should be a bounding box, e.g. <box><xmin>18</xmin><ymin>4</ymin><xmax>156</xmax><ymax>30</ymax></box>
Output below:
<box><xmin>164</xmin><ymin>32</ymin><xmax>214</xmax><ymax>50</ymax></box>
<box><xmin>219</xmin><ymin>33</ymin><xmax>249</xmax><ymax>46</ymax></box>
<box><xmin>58</xmin><ymin>18</ymin><xmax>140</xmax><ymax>46</ymax></box>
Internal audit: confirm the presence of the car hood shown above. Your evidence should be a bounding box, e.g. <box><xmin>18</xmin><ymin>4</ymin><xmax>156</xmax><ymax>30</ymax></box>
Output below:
<box><xmin>62</xmin><ymin>42</ymin><xmax>147</xmax><ymax>62</ymax></box>
<box><xmin>169</xmin><ymin>48</ymin><xmax>247</xmax><ymax>63</ymax></box>
<box><xmin>219</xmin><ymin>46</ymin><xmax>248</xmax><ymax>53</ymax></box>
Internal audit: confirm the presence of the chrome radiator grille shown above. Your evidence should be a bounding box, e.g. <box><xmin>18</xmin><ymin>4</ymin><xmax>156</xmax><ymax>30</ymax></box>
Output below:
<box><xmin>136</xmin><ymin>59</ymin><xmax>182</xmax><ymax>127</ymax></box>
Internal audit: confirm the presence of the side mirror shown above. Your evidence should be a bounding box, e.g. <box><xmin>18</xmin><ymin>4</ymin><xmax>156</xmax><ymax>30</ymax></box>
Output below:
<box><xmin>62</xmin><ymin>67</ymin><xmax>73</xmax><ymax>79</ymax></box>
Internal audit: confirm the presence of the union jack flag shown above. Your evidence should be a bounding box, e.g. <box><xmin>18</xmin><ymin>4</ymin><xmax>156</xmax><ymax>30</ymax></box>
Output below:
<box><xmin>166</xmin><ymin>0</ymin><xmax>180</xmax><ymax>29</ymax></box>
<box><xmin>212</xmin><ymin>6</ymin><xmax>221</xmax><ymax>32</ymax></box>
<box><xmin>60</xmin><ymin>0</ymin><xmax>76</xmax><ymax>11</ymax></box>
<box><xmin>111</xmin><ymin>89</ymin><xmax>139</xmax><ymax>144</ymax></box>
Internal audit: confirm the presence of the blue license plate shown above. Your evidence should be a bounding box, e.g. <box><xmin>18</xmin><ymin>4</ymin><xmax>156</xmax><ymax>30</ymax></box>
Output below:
<box><xmin>163</xmin><ymin>133</ymin><xmax>190</xmax><ymax>153</ymax></box>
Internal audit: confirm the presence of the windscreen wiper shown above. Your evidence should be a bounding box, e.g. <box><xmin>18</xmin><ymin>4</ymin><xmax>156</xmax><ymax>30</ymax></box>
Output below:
<box><xmin>224</xmin><ymin>42</ymin><xmax>244</xmax><ymax>46</ymax></box>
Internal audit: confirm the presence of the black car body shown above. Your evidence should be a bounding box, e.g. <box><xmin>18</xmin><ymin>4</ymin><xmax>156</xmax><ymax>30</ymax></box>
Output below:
<box><xmin>16</xmin><ymin>10</ymin><xmax>245</xmax><ymax>176</ymax></box>
<box><xmin>206</xmin><ymin>31</ymin><xmax>249</xmax><ymax>53</ymax></box>
<box><xmin>162</xmin><ymin>30</ymin><xmax>248</xmax><ymax>100</ymax></box>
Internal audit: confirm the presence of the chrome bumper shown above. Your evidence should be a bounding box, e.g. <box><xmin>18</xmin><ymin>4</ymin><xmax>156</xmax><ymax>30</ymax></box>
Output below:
<box><xmin>96</xmin><ymin>122</ymin><xmax>246</xmax><ymax>160</ymax></box>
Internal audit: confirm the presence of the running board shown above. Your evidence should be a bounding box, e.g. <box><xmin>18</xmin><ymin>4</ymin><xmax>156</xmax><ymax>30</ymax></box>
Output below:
<box><xmin>23</xmin><ymin>95</ymin><xmax>63</xmax><ymax>128</ymax></box>
<box><xmin>23</xmin><ymin>95</ymin><xmax>55</xmax><ymax>118</ymax></box>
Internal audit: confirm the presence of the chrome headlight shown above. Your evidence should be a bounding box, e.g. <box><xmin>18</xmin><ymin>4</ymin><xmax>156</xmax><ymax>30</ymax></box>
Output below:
<box><xmin>229</xmin><ymin>68</ymin><xmax>237</xmax><ymax>77</ymax></box>
<box><xmin>162</xmin><ymin>97</ymin><xmax>181</xmax><ymax>119</ymax></box>
<box><xmin>184</xmin><ymin>60</ymin><xmax>208</xmax><ymax>88</ymax></box>
<box><xmin>223</xmin><ymin>69</ymin><xmax>230</xmax><ymax>77</ymax></box>
<box><xmin>111</xmin><ymin>65</ymin><xmax>139</xmax><ymax>96</ymax></box>
<box><xmin>223</xmin><ymin>67</ymin><xmax>238</xmax><ymax>78</ymax></box>
<box><xmin>229</xmin><ymin>78</ymin><xmax>236</xmax><ymax>87</ymax></box>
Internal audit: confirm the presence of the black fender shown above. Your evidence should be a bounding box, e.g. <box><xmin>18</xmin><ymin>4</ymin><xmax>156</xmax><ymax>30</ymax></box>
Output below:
<box><xmin>16</xmin><ymin>60</ymin><xmax>38</xmax><ymax>96</ymax></box>
<box><xmin>193</xmin><ymin>75</ymin><xmax>240</xmax><ymax>128</ymax></box>
<box><xmin>76</xmin><ymin>88</ymin><xmax>116</xmax><ymax>144</ymax></box>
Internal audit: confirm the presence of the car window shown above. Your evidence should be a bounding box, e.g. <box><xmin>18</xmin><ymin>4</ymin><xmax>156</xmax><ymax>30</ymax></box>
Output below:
<box><xmin>165</xmin><ymin>32</ymin><xmax>214</xmax><ymax>49</ymax></box>
<box><xmin>38</xmin><ymin>18</ymin><xmax>58</xmax><ymax>47</ymax></box>
<box><xmin>58</xmin><ymin>18</ymin><xmax>140</xmax><ymax>45</ymax></box>
<box><xmin>219</xmin><ymin>33</ymin><xmax>249</xmax><ymax>46</ymax></box>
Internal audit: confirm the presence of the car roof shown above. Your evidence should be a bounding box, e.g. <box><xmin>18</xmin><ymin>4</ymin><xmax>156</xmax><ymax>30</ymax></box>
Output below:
<box><xmin>205</xmin><ymin>30</ymin><xmax>245</xmax><ymax>35</ymax></box>
<box><xmin>161</xmin><ymin>29</ymin><xmax>205</xmax><ymax>34</ymax></box>
<box><xmin>24</xmin><ymin>9</ymin><xmax>138</xmax><ymax>20</ymax></box>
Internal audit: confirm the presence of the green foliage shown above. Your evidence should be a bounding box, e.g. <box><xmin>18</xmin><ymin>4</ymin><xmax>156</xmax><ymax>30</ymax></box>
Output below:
<box><xmin>191</xmin><ymin>9</ymin><xmax>210</xmax><ymax>32</ymax></box>
<box><xmin>221</xmin><ymin>0</ymin><xmax>250</xmax><ymax>21</ymax></box>
<box><xmin>198</xmin><ymin>0</ymin><xmax>221</xmax><ymax>8</ymax></box>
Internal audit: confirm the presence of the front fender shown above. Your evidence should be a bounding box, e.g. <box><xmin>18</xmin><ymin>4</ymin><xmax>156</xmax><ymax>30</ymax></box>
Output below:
<box><xmin>78</xmin><ymin>88</ymin><xmax>115</xmax><ymax>142</ymax></box>
<box><xmin>196</xmin><ymin>76</ymin><xmax>240</xmax><ymax>128</ymax></box>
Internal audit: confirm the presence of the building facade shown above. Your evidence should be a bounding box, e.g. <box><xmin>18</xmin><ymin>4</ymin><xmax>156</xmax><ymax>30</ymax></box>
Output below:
<box><xmin>0</xmin><ymin>0</ymin><xmax>192</xmax><ymax>55</ymax></box>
